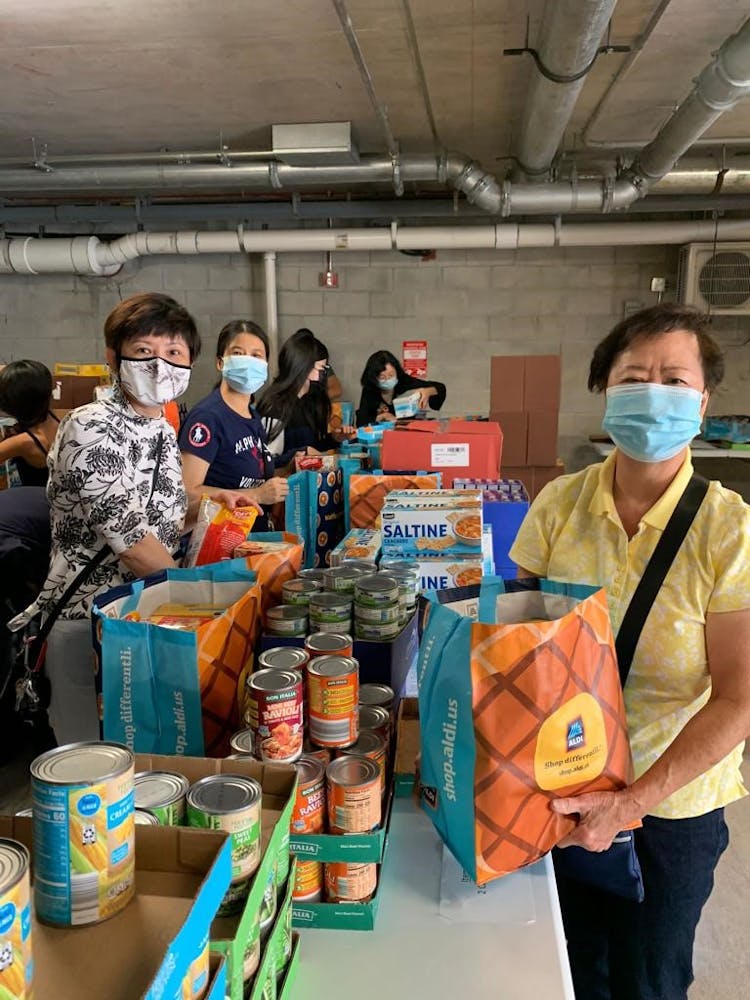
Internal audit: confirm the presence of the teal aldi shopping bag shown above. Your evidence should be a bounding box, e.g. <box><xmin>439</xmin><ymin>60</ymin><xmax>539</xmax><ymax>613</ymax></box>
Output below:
<box><xmin>93</xmin><ymin>559</ymin><xmax>261</xmax><ymax>757</ymax></box>
<box><xmin>285</xmin><ymin>468</ymin><xmax>344</xmax><ymax>568</ymax></box>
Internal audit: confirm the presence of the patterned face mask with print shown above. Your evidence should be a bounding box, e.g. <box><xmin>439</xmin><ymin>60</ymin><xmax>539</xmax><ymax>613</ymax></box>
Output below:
<box><xmin>119</xmin><ymin>356</ymin><xmax>191</xmax><ymax>408</ymax></box>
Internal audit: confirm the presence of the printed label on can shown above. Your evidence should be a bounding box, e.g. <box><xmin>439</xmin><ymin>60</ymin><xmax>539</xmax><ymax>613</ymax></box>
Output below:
<box><xmin>292</xmin><ymin>860</ymin><xmax>323</xmax><ymax>900</ymax></box>
<box><xmin>291</xmin><ymin>769</ymin><xmax>325</xmax><ymax>834</ymax></box>
<box><xmin>309</xmin><ymin>618</ymin><xmax>352</xmax><ymax>634</ymax></box>
<box><xmin>246</xmin><ymin>676</ymin><xmax>304</xmax><ymax>764</ymax></box>
<box><xmin>327</xmin><ymin>772</ymin><xmax>381</xmax><ymax>834</ymax></box>
<box><xmin>0</xmin><ymin>851</ymin><xmax>32</xmax><ymax>999</ymax></box>
<box><xmin>324</xmin><ymin>862</ymin><xmax>377</xmax><ymax>902</ymax></box>
<box><xmin>187</xmin><ymin>805</ymin><xmax>260</xmax><ymax>885</ymax></box>
<box><xmin>307</xmin><ymin>666</ymin><xmax>359</xmax><ymax>748</ymax></box>
<box><xmin>354</xmin><ymin>602</ymin><xmax>400</xmax><ymax>624</ymax></box>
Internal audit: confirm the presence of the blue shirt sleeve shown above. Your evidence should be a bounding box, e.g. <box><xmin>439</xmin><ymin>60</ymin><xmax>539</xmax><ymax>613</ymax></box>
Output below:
<box><xmin>179</xmin><ymin>405</ymin><xmax>221</xmax><ymax>467</ymax></box>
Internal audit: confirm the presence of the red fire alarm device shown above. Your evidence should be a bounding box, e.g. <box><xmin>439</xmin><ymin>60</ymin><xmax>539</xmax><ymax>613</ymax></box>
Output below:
<box><xmin>319</xmin><ymin>270</ymin><xmax>339</xmax><ymax>288</ymax></box>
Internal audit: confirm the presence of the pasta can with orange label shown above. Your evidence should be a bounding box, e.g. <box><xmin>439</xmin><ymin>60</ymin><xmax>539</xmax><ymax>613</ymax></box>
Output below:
<box><xmin>31</xmin><ymin>741</ymin><xmax>135</xmax><ymax>927</ymax></box>
<box><xmin>246</xmin><ymin>669</ymin><xmax>304</xmax><ymax>763</ymax></box>
<box><xmin>307</xmin><ymin>656</ymin><xmax>359</xmax><ymax>749</ymax></box>
<box><xmin>257</xmin><ymin>647</ymin><xmax>310</xmax><ymax>676</ymax></box>
<box><xmin>304</xmin><ymin>632</ymin><xmax>353</xmax><ymax>660</ymax></box>
<box><xmin>293</xmin><ymin>860</ymin><xmax>323</xmax><ymax>902</ymax></box>
<box><xmin>0</xmin><ymin>839</ymin><xmax>32</xmax><ymax>999</ymax></box>
<box><xmin>291</xmin><ymin>756</ymin><xmax>326</xmax><ymax>834</ymax></box>
<box><xmin>326</xmin><ymin>755</ymin><xmax>381</xmax><ymax>833</ymax></box>
<box><xmin>337</xmin><ymin>731</ymin><xmax>388</xmax><ymax>797</ymax></box>
<box><xmin>324</xmin><ymin>862</ymin><xmax>377</xmax><ymax>903</ymax></box>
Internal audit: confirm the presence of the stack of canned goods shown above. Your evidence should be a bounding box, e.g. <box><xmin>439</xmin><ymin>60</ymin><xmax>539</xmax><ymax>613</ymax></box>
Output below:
<box><xmin>322</xmin><ymin>563</ymin><xmax>369</xmax><ymax>595</ymax></box>
<box><xmin>379</xmin><ymin>560</ymin><xmax>421</xmax><ymax>624</ymax></box>
<box><xmin>353</xmin><ymin>574</ymin><xmax>401</xmax><ymax>640</ymax></box>
<box><xmin>281</xmin><ymin>576</ymin><xmax>322</xmax><ymax>609</ymax></box>
<box><xmin>266</xmin><ymin>603</ymin><xmax>308</xmax><ymax>638</ymax></box>
<box><xmin>308</xmin><ymin>590</ymin><xmax>353</xmax><ymax>634</ymax></box>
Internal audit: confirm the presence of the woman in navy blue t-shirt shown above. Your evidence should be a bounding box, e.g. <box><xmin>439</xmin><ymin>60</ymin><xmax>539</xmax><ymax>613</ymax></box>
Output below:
<box><xmin>179</xmin><ymin>320</ymin><xmax>289</xmax><ymax>527</ymax></box>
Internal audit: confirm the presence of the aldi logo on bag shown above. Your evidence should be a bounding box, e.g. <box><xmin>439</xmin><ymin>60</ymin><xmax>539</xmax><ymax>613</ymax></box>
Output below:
<box><xmin>566</xmin><ymin>716</ymin><xmax>585</xmax><ymax>752</ymax></box>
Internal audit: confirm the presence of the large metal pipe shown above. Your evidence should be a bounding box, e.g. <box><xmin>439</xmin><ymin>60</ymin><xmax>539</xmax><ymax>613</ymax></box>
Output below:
<box><xmin>515</xmin><ymin>0</ymin><xmax>618</xmax><ymax>181</ymax></box>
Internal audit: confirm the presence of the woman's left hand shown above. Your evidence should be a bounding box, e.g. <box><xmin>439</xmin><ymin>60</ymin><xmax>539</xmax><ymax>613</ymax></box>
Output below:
<box><xmin>417</xmin><ymin>387</ymin><xmax>436</xmax><ymax>409</ymax></box>
<box><xmin>211</xmin><ymin>489</ymin><xmax>263</xmax><ymax>514</ymax></box>
<box><xmin>551</xmin><ymin>789</ymin><xmax>641</xmax><ymax>852</ymax></box>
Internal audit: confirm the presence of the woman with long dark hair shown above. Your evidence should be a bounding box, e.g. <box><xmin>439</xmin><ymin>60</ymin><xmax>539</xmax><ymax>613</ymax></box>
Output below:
<box><xmin>0</xmin><ymin>360</ymin><xmax>61</xmax><ymax>487</ymax></box>
<box><xmin>180</xmin><ymin>320</ymin><xmax>289</xmax><ymax>526</ymax></box>
<box><xmin>356</xmin><ymin>349</ymin><xmax>446</xmax><ymax>426</ymax></box>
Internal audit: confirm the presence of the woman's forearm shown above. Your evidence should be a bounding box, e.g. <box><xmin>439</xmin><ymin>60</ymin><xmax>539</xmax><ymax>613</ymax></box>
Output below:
<box><xmin>119</xmin><ymin>532</ymin><xmax>179</xmax><ymax>578</ymax></box>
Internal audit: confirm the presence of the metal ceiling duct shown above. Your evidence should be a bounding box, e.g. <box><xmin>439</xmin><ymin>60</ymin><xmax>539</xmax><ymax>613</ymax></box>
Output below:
<box><xmin>514</xmin><ymin>0</ymin><xmax>618</xmax><ymax>182</ymax></box>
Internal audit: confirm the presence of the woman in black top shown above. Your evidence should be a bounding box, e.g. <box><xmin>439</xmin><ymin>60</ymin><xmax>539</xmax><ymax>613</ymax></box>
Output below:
<box><xmin>356</xmin><ymin>349</ymin><xmax>446</xmax><ymax>426</ymax></box>
<box><xmin>0</xmin><ymin>360</ymin><xmax>60</xmax><ymax>487</ymax></box>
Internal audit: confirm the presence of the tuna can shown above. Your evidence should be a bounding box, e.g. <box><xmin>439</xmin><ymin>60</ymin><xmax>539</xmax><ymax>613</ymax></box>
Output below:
<box><xmin>358</xmin><ymin>704</ymin><xmax>391</xmax><ymax>745</ymax></box>
<box><xmin>31</xmin><ymin>741</ymin><xmax>135</xmax><ymax>927</ymax></box>
<box><xmin>297</xmin><ymin>568</ymin><xmax>327</xmax><ymax>584</ymax></box>
<box><xmin>133</xmin><ymin>808</ymin><xmax>160</xmax><ymax>826</ymax></box>
<box><xmin>383</xmin><ymin>565</ymin><xmax>421</xmax><ymax>600</ymax></box>
<box><xmin>354</xmin><ymin>574</ymin><xmax>400</xmax><ymax>609</ymax></box>
<box><xmin>304</xmin><ymin>632</ymin><xmax>353</xmax><ymax>660</ymax></box>
<box><xmin>308</xmin><ymin>591</ymin><xmax>352</xmax><ymax>624</ymax></box>
<box><xmin>326</xmin><ymin>755</ymin><xmax>381</xmax><ymax>833</ymax></box>
<box><xmin>292</xmin><ymin>860</ymin><xmax>323</xmax><ymax>901</ymax></box>
<box><xmin>257</xmin><ymin>647</ymin><xmax>310</xmax><ymax>676</ymax></box>
<box><xmin>324</xmin><ymin>862</ymin><xmax>377</xmax><ymax>903</ymax></box>
<box><xmin>180</xmin><ymin>930</ymin><xmax>209</xmax><ymax>1000</ymax></box>
<box><xmin>229</xmin><ymin>728</ymin><xmax>255</xmax><ymax>757</ymax></box>
<box><xmin>243</xmin><ymin>910</ymin><xmax>261</xmax><ymax>983</ymax></box>
<box><xmin>337</xmin><ymin>731</ymin><xmax>388</xmax><ymax>797</ymax></box>
<box><xmin>186</xmin><ymin>774</ymin><xmax>262</xmax><ymax>915</ymax></box>
<box><xmin>380</xmin><ymin>558</ymin><xmax>420</xmax><ymax>574</ymax></box>
<box><xmin>353</xmin><ymin>602</ymin><xmax>400</xmax><ymax>625</ymax></box>
<box><xmin>134</xmin><ymin>770</ymin><xmax>189</xmax><ymax>826</ymax></box>
<box><xmin>354</xmin><ymin>619</ymin><xmax>401</xmax><ymax>641</ymax></box>
<box><xmin>245</xmin><ymin>669</ymin><xmax>304</xmax><ymax>763</ymax></box>
<box><xmin>323</xmin><ymin>565</ymin><xmax>368</xmax><ymax>594</ymax></box>
<box><xmin>0</xmin><ymin>839</ymin><xmax>32</xmax><ymax>999</ymax></box>
<box><xmin>341</xmin><ymin>558</ymin><xmax>378</xmax><ymax>573</ymax></box>
<box><xmin>291</xmin><ymin>755</ymin><xmax>326</xmax><ymax>834</ymax></box>
<box><xmin>266</xmin><ymin>605</ymin><xmax>308</xmax><ymax>637</ymax></box>
<box><xmin>307</xmin><ymin>656</ymin><xmax>359</xmax><ymax>748</ymax></box>
<box><xmin>281</xmin><ymin>578</ymin><xmax>322</xmax><ymax>606</ymax></box>
<box><xmin>302</xmin><ymin>740</ymin><xmax>332</xmax><ymax>767</ymax></box>
<box><xmin>309</xmin><ymin>617</ymin><xmax>352</xmax><ymax>635</ymax></box>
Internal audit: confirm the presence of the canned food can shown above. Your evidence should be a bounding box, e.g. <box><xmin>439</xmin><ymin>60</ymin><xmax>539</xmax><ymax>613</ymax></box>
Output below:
<box><xmin>341</xmin><ymin>558</ymin><xmax>378</xmax><ymax>573</ymax></box>
<box><xmin>245</xmin><ymin>669</ymin><xmax>304</xmax><ymax>763</ymax></box>
<box><xmin>0</xmin><ymin>838</ymin><xmax>32</xmax><ymax>998</ymax></box>
<box><xmin>297</xmin><ymin>568</ymin><xmax>327</xmax><ymax>584</ymax></box>
<box><xmin>134</xmin><ymin>770</ymin><xmax>189</xmax><ymax>826</ymax></box>
<box><xmin>243</xmin><ymin>911</ymin><xmax>261</xmax><ymax>982</ymax></box>
<box><xmin>180</xmin><ymin>929</ymin><xmax>209</xmax><ymax>1000</ymax></box>
<box><xmin>186</xmin><ymin>774</ymin><xmax>262</xmax><ymax>914</ymax></box>
<box><xmin>326</xmin><ymin>755</ymin><xmax>381</xmax><ymax>833</ymax></box>
<box><xmin>266</xmin><ymin>605</ymin><xmax>308</xmax><ymax>637</ymax></box>
<box><xmin>257</xmin><ymin>647</ymin><xmax>310</xmax><ymax>675</ymax></box>
<box><xmin>308</xmin><ymin>592</ymin><xmax>352</xmax><ymax>623</ymax></box>
<box><xmin>354</xmin><ymin>619</ymin><xmax>401</xmax><ymax>641</ymax></box>
<box><xmin>219</xmin><ymin>878</ymin><xmax>251</xmax><ymax>916</ymax></box>
<box><xmin>302</xmin><ymin>740</ymin><xmax>332</xmax><ymax>767</ymax></box>
<box><xmin>354</xmin><ymin>574</ymin><xmax>400</xmax><ymax>608</ymax></box>
<box><xmin>228</xmin><ymin>728</ymin><xmax>255</xmax><ymax>756</ymax></box>
<box><xmin>307</xmin><ymin>656</ymin><xmax>359</xmax><ymax>748</ymax></box>
<box><xmin>31</xmin><ymin>741</ymin><xmax>135</xmax><ymax>927</ymax></box>
<box><xmin>304</xmin><ymin>632</ymin><xmax>353</xmax><ymax>660</ymax></box>
<box><xmin>133</xmin><ymin>808</ymin><xmax>160</xmax><ymax>826</ymax></box>
<box><xmin>309</xmin><ymin>617</ymin><xmax>352</xmax><ymax>635</ymax></box>
<box><xmin>359</xmin><ymin>683</ymin><xmax>395</xmax><ymax>714</ymax></box>
<box><xmin>379</xmin><ymin>557</ymin><xmax>420</xmax><ymax>572</ymax></box>
<box><xmin>353</xmin><ymin>602</ymin><xmax>400</xmax><ymax>625</ymax></box>
<box><xmin>337</xmin><ymin>731</ymin><xmax>388</xmax><ymax>796</ymax></box>
<box><xmin>324</xmin><ymin>862</ymin><xmax>377</xmax><ymax>903</ymax></box>
<box><xmin>281</xmin><ymin>578</ymin><xmax>322</xmax><ymax>606</ymax></box>
<box><xmin>323</xmin><ymin>565</ymin><xmax>368</xmax><ymax>594</ymax></box>
<box><xmin>291</xmin><ymin>756</ymin><xmax>326</xmax><ymax>834</ymax></box>
<box><xmin>358</xmin><ymin>704</ymin><xmax>391</xmax><ymax>745</ymax></box>
<box><xmin>292</xmin><ymin>860</ymin><xmax>323</xmax><ymax>901</ymax></box>
<box><xmin>383</xmin><ymin>565</ymin><xmax>421</xmax><ymax>598</ymax></box>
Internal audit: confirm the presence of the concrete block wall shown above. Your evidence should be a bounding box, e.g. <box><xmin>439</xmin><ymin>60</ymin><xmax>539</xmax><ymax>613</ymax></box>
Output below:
<box><xmin>1</xmin><ymin>245</ymin><xmax>748</xmax><ymax>471</ymax></box>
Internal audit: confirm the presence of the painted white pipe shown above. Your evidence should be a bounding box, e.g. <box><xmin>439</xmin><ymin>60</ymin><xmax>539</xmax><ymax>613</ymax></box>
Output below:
<box><xmin>263</xmin><ymin>251</ymin><xmax>279</xmax><ymax>371</ymax></box>
<box><xmin>241</xmin><ymin>228</ymin><xmax>393</xmax><ymax>253</ymax></box>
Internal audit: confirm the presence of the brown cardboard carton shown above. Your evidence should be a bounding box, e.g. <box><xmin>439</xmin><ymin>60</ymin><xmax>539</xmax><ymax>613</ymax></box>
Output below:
<box><xmin>526</xmin><ymin>410</ymin><xmax>559</xmax><ymax>465</ymax></box>
<box><xmin>490</xmin><ymin>356</ymin><xmax>525</xmax><ymax>411</ymax></box>
<box><xmin>490</xmin><ymin>411</ymin><xmax>528</xmax><ymax>466</ymax></box>
<box><xmin>52</xmin><ymin>374</ymin><xmax>102</xmax><ymax>408</ymax></box>
<box><xmin>524</xmin><ymin>355</ymin><xmax>561</xmax><ymax>412</ymax></box>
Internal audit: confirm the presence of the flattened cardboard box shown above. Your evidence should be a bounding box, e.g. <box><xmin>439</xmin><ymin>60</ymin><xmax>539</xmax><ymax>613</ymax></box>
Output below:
<box><xmin>0</xmin><ymin>815</ymin><xmax>232</xmax><ymax>1000</ymax></box>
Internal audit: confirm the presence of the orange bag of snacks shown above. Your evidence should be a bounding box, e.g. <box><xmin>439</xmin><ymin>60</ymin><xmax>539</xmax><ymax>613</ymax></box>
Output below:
<box><xmin>184</xmin><ymin>496</ymin><xmax>258</xmax><ymax>567</ymax></box>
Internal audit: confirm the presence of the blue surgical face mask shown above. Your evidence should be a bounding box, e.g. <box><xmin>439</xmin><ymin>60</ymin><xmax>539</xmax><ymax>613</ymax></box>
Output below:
<box><xmin>378</xmin><ymin>376</ymin><xmax>397</xmax><ymax>391</ymax></box>
<box><xmin>602</xmin><ymin>383</ymin><xmax>704</xmax><ymax>463</ymax></box>
<box><xmin>221</xmin><ymin>355</ymin><xmax>268</xmax><ymax>395</ymax></box>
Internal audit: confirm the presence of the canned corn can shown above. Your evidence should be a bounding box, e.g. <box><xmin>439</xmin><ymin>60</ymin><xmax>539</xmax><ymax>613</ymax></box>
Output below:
<box><xmin>133</xmin><ymin>808</ymin><xmax>160</xmax><ymax>826</ymax></box>
<box><xmin>281</xmin><ymin>578</ymin><xmax>322</xmax><ymax>606</ymax></box>
<box><xmin>307</xmin><ymin>592</ymin><xmax>352</xmax><ymax>623</ymax></box>
<box><xmin>304</xmin><ymin>632</ymin><xmax>353</xmax><ymax>660</ymax></box>
<box><xmin>0</xmin><ymin>839</ymin><xmax>32</xmax><ymax>999</ymax></box>
<box><xmin>291</xmin><ymin>756</ymin><xmax>326</xmax><ymax>834</ymax></box>
<box><xmin>324</xmin><ymin>861</ymin><xmax>377</xmax><ymax>903</ymax></box>
<box><xmin>307</xmin><ymin>656</ymin><xmax>359</xmax><ymax>748</ymax></box>
<box><xmin>266</xmin><ymin>605</ymin><xmax>308</xmax><ymax>637</ymax></box>
<box><xmin>292</xmin><ymin>860</ymin><xmax>323</xmax><ymax>901</ymax></box>
<box><xmin>353</xmin><ymin>602</ymin><xmax>400</xmax><ymax>625</ymax></box>
<box><xmin>358</xmin><ymin>704</ymin><xmax>391</xmax><ymax>745</ymax></box>
<box><xmin>180</xmin><ymin>929</ymin><xmax>209</xmax><ymax>1000</ymax></box>
<box><xmin>134</xmin><ymin>770</ymin><xmax>189</xmax><ymax>825</ymax></box>
<box><xmin>257</xmin><ymin>647</ymin><xmax>310</xmax><ymax>675</ymax></box>
<box><xmin>31</xmin><ymin>741</ymin><xmax>135</xmax><ymax>927</ymax></box>
<box><xmin>337</xmin><ymin>731</ymin><xmax>388</xmax><ymax>796</ymax></box>
<box><xmin>228</xmin><ymin>728</ymin><xmax>255</xmax><ymax>757</ymax></box>
<box><xmin>186</xmin><ymin>774</ymin><xmax>262</xmax><ymax>914</ymax></box>
<box><xmin>354</xmin><ymin>574</ymin><xmax>400</xmax><ymax>608</ymax></box>
<box><xmin>326</xmin><ymin>755</ymin><xmax>381</xmax><ymax>833</ymax></box>
<box><xmin>245</xmin><ymin>669</ymin><xmax>304</xmax><ymax>763</ymax></box>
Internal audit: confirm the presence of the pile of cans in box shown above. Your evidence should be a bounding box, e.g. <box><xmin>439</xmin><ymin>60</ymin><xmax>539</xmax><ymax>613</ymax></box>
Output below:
<box><xmin>265</xmin><ymin>563</ymin><xmax>420</xmax><ymax>642</ymax></box>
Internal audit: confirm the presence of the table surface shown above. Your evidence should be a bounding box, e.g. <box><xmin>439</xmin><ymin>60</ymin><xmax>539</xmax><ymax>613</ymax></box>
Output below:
<box><xmin>291</xmin><ymin>798</ymin><xmax>575</xmax><ymax>1000</ymax></box>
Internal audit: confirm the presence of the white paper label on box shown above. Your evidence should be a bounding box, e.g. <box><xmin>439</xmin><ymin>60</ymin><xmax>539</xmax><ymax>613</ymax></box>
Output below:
<box><xmin>431</xmin><ymin>443</ymin><xmax>469</xmax><ymax>467</ymax></box>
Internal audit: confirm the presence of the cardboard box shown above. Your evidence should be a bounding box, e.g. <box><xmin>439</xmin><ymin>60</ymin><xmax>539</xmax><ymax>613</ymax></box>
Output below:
<box><xmin>490</xmin><ymin>356</ymin><xmax>525</xmax><ymax>411</ymax></box>
<box><xmin>206</xmin><ymin>954</ymin><xmax>228</xmax><ymax>1000</ymax></box>
<box><xmin>330</xmin><ymin>528</ymin><xmax>381</xmax><ymax>566</ymax></box>
<box><xmin>490</xmin><ymin>355</ymin><xmax>561</xmax><ymax>413</ymax></box>
<box><xmin>134</xmin><ymin>753</ymin><xmax>296</xmax><ymax>1000</ymax></box>
<box><xmin>381</xmin><ymin>421</ymin><xmax>502</xmax><ymax>488</ymax></box>
<box><xmin>489</xmin><ymin>411</ymin><xmax>528</xmax><ymax>466</ymax></box>
<box><xmin>380</xmin><ymin>489</ymin><xmax>483</xmax><ymax>558</ymax></box>
<box><xmin>292</xmin><ymin>866</ymin><xmax>385</xmax><ymax>931</ymax></box>
<box><xmin>0</xmin><ymin>815</ymin><xmax>232</xmax><ymax>1000</ymax></box>
<box><xmin>52</xmin><ymin>374</ymin><xmax>104</xmax><ymax>408</ymax></box>
<box><xmin>526</xmin><ymin>410</ymin><xmax>559</xmax><ymax>465</ymax></box>
<box><xmin>248</xmin><ymin>867</ymin><xmax>296</xmax><ymax>999</ymax></box>
<box><xmin>392</xmin><ymin>390</ymin><xmax>422</xmax><ymax>419</ymax></box>
<box><xmin>54</xmin><ymin>362</ymin><xmax>109</xmax><ymax>377</ymax></box>
<box><xmin>290</xmin><ymin>783</ymin><xmax>394</xmax><ymax>863</ymax></box>
<box><xmin>454</xmin><ymin>478</ymin><xmax>530</xmax><ymax>575</ymax></box>
<box><xmin>394</xmin><ymin>696</ymin><xmax>420</xmax><ymax>797</ymax></box>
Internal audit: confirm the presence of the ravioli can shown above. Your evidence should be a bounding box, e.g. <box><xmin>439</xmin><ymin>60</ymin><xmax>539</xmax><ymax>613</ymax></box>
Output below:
<box><xmin>180</xmin><ymin>929</ymin><xmax>209</xmax><ymax>1000</ymax></box>
<box><xmin>186</xmin><ymin>774</ymin><xmax>262</xmax><ymax>916</ymax></box>
<box><xmin>358</xmin><ymin>704</ymin><xmax>391</xmax><ymax>745</ymax></box>
<box><xmin>337</xmin><ymin>731</ymin><xmax>388</xmax><ymax>796</ymax></box>
<box><xmin>304</xmin><ymin>632</ymin><xmax>353</xmax><ymax>660</ymax></box>
<box><xmin>134</xmin><ymin>770</ymin><xmax>189</xmax><ymax>826</ymax></box>
<box><xmin>326</xmin><ymin>755</ymin><xmax>381</xmax><ymax>833</ymax></box>
<box><xmin>307</xmin><ymin>656</ymin><xmax>359</xmax><ymax>748</ymax></box>
<box><xmin>133</xmin><ymin>808</ymin><xmax>160</xmax><ymax>827</ymax></box>
<box><xmin>31</xmin><ymin>741</ymin><xmax>135</xmax><ymax>927</ymax></box>
<box><xmin>324</xmin><ymin>862</ymin><xmax>377</xmax><ymax>903</ymax></box>
<box><xmin>0</xmin><ymin>839</ymin><xmax>32</xmax><ymax>999</ymax></box>
<box><xmin>246</xmin><ymin>669</ymin><xmax>304</xmax><ymax>763</ymax></box>
<box><xmin>291</xmin><ymin>756</ymin><xmax>326</xmax><ymax>834</ymax></box>
<box><xmin>292</xmin><ymin>860</ymin><xmax>323</xmax><ymax>901</ymax></box>
<box><xmin>281</xmin><ymin>578</ymin><xmax>322</xmax><ymax>606</ymax></box>
<box><xmin>257</xmin><ymin>647</ymin><xmax>310</xmax><ymax>676</ymax></box>
<box><xmin>266</xmin><ymin>604</ymin><xmax>308</xmax><ymax>637</ymax></box>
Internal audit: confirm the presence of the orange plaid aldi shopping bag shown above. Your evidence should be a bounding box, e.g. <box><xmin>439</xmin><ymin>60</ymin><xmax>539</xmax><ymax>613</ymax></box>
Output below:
<box><xmin>234</xmin><ymin>531</ymin><xmax>305</xmax><ymax>611</ymax></box>
<box><xmin>417</xmin><ymin>577</ymin><xmax>632</xmax><ymax>885</ymax></box>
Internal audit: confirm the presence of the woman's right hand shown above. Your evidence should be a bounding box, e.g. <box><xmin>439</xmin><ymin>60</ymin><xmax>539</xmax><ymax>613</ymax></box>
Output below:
<box><xmin>254</xmin><ymin>477</ymin><xmax>289</xmax><ymax>505</ymax></box>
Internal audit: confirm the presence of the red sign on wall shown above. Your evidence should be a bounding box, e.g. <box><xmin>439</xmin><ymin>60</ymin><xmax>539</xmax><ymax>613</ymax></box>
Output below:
<box><xmin>402</xmin><ymin>340</ymin><xmax>427</xmax><ymax>378</ymax></box>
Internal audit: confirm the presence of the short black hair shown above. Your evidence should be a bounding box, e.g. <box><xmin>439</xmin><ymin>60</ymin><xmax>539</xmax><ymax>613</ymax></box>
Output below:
<box><xmin>588</xmin><ymin>303</ymin><xmax>724</xmax><ymax>392</ymax></box>
<box><xmin>0</xmin><ymin>360</ymin><xmax>53</xmax><ymax>427</ymax></box>
<box><xmin>104</xmin><ymin>293</ymin><xmax>201</xmax><ymax>361</ymax></box>
<box><xmin>216</xmin><ymin>319</ymin><xmax>269</xmax><ymax>360</ymax></box>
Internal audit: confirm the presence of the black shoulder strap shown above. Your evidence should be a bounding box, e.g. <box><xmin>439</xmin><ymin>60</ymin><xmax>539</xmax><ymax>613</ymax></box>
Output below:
<box><xmin>615</xmin><ymin>473</ymin><xmax>710</xmax><ymax>686</ymax></box>
<box><xmin>34</xmin><ymin>545</ymin><xmax>112</xmax><ymax>660</ymax></box>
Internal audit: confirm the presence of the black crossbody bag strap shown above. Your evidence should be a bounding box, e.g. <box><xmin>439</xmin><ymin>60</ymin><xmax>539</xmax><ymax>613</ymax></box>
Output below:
<box><xmin>34</xmin><ymin>544</ymin><xmax>112</xmax><ymax>658</ymax></box>
<box><xmin>615</xmin><ymin>473</ymin><xmax>710</xmax><ymax>686</ymax></box>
